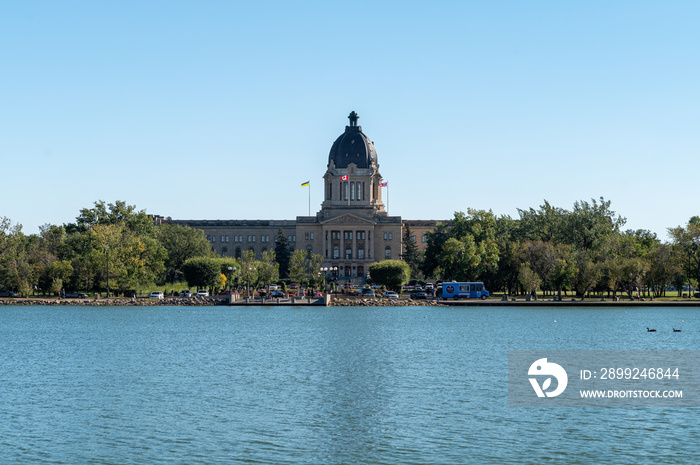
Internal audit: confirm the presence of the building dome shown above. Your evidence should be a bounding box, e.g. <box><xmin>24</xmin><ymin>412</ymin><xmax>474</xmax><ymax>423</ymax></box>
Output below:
<box><xmin>328</xmin><ymin>111</ymin><xmax>377</xmax><ymax>169</ymax></box>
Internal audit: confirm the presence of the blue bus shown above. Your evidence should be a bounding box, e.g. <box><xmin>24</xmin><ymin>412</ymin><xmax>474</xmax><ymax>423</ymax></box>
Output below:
<box><xmin>442</xmin><ymin>282</ymin><xmax>489</xmax><ymax>300</ymax></box>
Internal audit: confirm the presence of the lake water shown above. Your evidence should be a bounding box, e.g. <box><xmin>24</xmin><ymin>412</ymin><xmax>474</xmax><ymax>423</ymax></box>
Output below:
<box><xmin>1</xmin><ymin>305</ymin><xmax>698</xmax><ymax>464</ymax></box>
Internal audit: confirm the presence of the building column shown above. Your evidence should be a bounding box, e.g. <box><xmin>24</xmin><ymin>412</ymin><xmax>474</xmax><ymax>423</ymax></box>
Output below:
<box><xmin>323</xmin><ymin>227</ymin><xmax>327</xmax><ymax>259</ymax></box>
<box><xmin>353</xmin><ymin>229</ymin><xmax>358</xmax><ymax>277</ymax></box>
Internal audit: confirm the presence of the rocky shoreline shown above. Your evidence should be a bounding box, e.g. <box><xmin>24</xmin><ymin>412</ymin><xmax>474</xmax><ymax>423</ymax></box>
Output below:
<box><xmin>0</xmin><ymin>297</ymin><xmax>228</xmax><ymax>306</ymax></box>
<box><xmin>2</xmin><ymin>297</ymin><xmax>698</xmax><ymax>307</ymax></box>
<box><xmin>329</xmin><ymin>298</ymin><xmax>447</xmax><ymax>307</ymax></box>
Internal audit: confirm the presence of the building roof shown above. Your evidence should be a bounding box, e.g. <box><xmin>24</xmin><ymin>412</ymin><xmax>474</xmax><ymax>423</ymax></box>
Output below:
<box><xmin>328</xmin><ymin>111</ymin><xmax>377</xmax><ymax>169</ymax></box>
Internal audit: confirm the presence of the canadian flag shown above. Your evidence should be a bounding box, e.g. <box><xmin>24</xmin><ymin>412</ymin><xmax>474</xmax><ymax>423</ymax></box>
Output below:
<box><xmin>340</xmin><ymin>175</ymin><xmax>349</xmax><ymax>180</ymax></box>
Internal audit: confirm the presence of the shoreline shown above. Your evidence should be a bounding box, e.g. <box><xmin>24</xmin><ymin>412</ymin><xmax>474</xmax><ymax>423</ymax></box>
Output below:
<box><xmin>2</xmin><ymin>296</ymin><xmax>700</xmax><ymax>307</ymax></box>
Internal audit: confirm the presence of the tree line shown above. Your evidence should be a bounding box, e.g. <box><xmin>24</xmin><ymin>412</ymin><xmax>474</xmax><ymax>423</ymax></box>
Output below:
<box><xmin>0</xmin><ymin>201</ymin><xmax>326</xmax><ymax>297</ymax></box>
<box><xmin>1</xmin><ymin>198</ymin><xmax>699</xmax><ymax>298</ymax></box>
<box><xmin>403</xmin><ymin>197</ymin><xmax>700</xmax><ymax>299</ymax></box>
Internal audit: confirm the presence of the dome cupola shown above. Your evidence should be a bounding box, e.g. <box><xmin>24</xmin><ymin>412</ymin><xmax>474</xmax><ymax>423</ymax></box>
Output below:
<box><xmin>327</xmin><ymin>111</ymin><xmax>377</xmax><ymax>169</ymax></box>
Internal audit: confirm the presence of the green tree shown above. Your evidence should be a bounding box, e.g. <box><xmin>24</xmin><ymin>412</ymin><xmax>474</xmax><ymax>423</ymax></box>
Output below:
<box><xmin>71</xmin><ymin>200</ymin><xmax>153</xmax><ymax>235</ymax></box>
<box><xmin>550</xmin><ymin>255</ymin><xmax>576</xmax><ymax>300</ymax></box>
<box><xmin>402</xmin><ymin>224</ymin><xmax>421</xmax><ymax>278</ymax></box>
<box><xmin>422</xmin><ymin>210</ymin><xmax>499</xmax><ymax>286</ymax></box>
<box><xmin>91</xmin><ymin>223</ymin><xmax>166</xmax><ymax>293</ymax></box>
<box><xmin>274</xmin><ymin>229</ymin><xmax>292</xmax><ymax>279</ymax></box>
<box><xmin>157</xmin><ymin>223</ymin><xmax>215</xmax><ymax>282</ymax></box>
<box><xmin>572</xmin><ymin>250</ymin><xmax>600</xmax><ymax>298</ymax></box>
<box><xmin>182</xmin><ymin>257</ymin><xmax>221</xmax><ymax>290</ymax></box>
<box><xmin>0</xmin><ymin>218</ymin><xmax>32</xmax><ymax>294</ymax></box>
<box><xmin>669</xmin><ymin>216</ymin><xmax>700</xmax><ymax>296</ymax></box>
<box><xmin>492</xmin><ymin>216</ymin><xmax>521</xmax><ymax>296</ymax></box>
<box><xmin>369</xmin><ymin>260</ymin><xmax>411</xmax><ymax>291</ymax></box>
<box><xmin>519</xmin><ymin>241</ymin><xmax>557</xmax><ymax>296</ymax></box>
<box><xmin>421</xmin><ymin>222</ymin><xmax>451</xmax><ymax>278</ymax></box>
<box><xmin>564</xmin><ymin>197</ymin><xmax>626</xmax><ymax>251</ymax></box>
<box><xmin>518</xmin><ymin>263</ymin><xmax>541</xmax><ymax>298</ymax></box>
<box><xmin>240</xmin><ymin>250</ymin><xmax>259</xmax><ymax>297</ymax></box>
<box><xmin>258</xmin><ymin>249</ymin><xmax>280</xmax><ymax>292</ymax></box>
<box><xmin>44</xmin><ymin>260</ymin><xmax>74</xmax><ymax>294</ymax></box>
<box><xmin>517</xmin><ymin>200</ymin><xmax>568</xmax><ymax>243</ymax></box>
<box><xmin>288</xmin><ymin>249</ymin><xmax>323</xmax><ymax>291</ymax></box>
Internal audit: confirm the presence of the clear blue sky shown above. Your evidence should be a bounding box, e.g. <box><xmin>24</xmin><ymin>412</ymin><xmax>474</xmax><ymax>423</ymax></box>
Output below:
<box><xmin>2</xmin><ymin>1</ymin><xmax>698</xmax><ymax>240</ymax></box>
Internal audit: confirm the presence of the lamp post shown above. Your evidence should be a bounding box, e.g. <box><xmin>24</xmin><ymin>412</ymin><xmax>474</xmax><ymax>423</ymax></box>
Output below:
<box><xmin>321</xmin><ymin>267</ymin><xmax>328</xmax><ymax>292</ymax></box>
<box><xmin>228</xmin><ymin>266</ymin><xmax>236</xmax><ymax>291</ymax></box>
<box><xmin>330</xmin><ymin>266</ymin><xmax>338</xmax><ymax>292</ymax></box>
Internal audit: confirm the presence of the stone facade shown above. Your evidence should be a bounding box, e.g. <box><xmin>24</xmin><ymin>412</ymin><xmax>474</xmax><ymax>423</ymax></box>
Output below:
<box><xmin>161</xmin><ymin>112</ymin><xmax>445</xmax><ymax>285</ymax></box>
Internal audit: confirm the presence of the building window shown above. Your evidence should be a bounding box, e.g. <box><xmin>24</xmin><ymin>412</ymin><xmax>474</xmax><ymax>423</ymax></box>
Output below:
<box><xmin>222</xmin><ymin>247</ymin><xmax>228</xmax><ymax>255</ymax></box>
<box><xmin>422</xmin><ymin>235</ymin><xmax>427</xmax><ymax>242</ymax></box>
<box><xmin>345</xmin><ymin>247</ymin><xmax>352</xmax><ymax>259</ymax></box>
<box><xmin>383</xmin><ymin>233</ymin><xmax>392</xmax><ymax>240</ymax></box>
<box><xmin>358</xmin><ymin>248</ymin><xmax>364</xmax><ymax>259</ymax></box>
<box><xmin>357</xmin><ymin>231</ymin><xmax>365</xmax><ymax>240</ymax></box>
<box><xmin>344</xmin><ymin>231</ymin><xmax>353</xmax><ymax>240</ymax></box>
<box><xmin>333</xmin><ymin>246</ymin><xmax>340</xmax><ymax>259</ymax></box>
<box><xmin>350</xmin><ymin>182</ymin><xmax>355</xmax><ymax>200</ymax></box>
<box><xmin>305</xmin><ymin>232</ymin><xmax>310</xmax><ymax>240</ymax></box>
<box><xmin>411</xmin><ymin>235</ymin><xmax>416</xmax><ymax>242</ymax></box>
<box><xmin>385</xmin><ymin>246</ymin><xmax>391</xmax><ymax>259</ymax></box>
<box><xmin>344</xmin><ymin>182</ymin><xmax>348</xmax><ymax>200</ymax></box>
<box><xmin>331</xmin><ymin>231</ymin><xmax>340</xmax><ymax>240</ymax></box>
<box><xmin>310</xmin><ymin>232</ymin><xmax>314</xmax><ymax>240</ymax></box>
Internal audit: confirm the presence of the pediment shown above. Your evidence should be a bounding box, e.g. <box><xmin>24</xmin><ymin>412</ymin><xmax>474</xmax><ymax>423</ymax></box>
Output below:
<box><xmin>322</xmin><ymin>214</ymin><xmax>375</xmax><ymax>225</ymax></box>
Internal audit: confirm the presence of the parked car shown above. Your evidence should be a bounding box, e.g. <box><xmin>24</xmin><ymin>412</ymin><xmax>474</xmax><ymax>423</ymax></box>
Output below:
<box><xmin>65</xmin><ymin>291</ymin><xmax>87</xmax><ymax>299</ymax></box>
<box><xmin>382</xmin><ymin>291</ymin><xmax>399</xmax><ymax>299</ymax></box>
<box><xmin>269</xmin><ymin>284</ymin><xmax>279</xmax><ymax>291</ymax></box>
<box><xmin>410</xmin><ymin>289</ymin><xmax>428</xmax><ymax>299</ymax></box>
<box><xmin>0</xmin><ymin>290</ymin><xmax>19</xmax><ymax>298</ymax></box>
<box><xmin>270</xmin><ymin>290</ymin><xmax>285</xmax><ymax>298</ymax></box>
<box><xmin>196</xmin><ymin>289</ymin><xmax>209</xmax><ymax>297</ymax></box>
<box><xmin>361</xmin><ymin>288</ymin><xmax>376</xmax><ymax>298</ymax></box>
<box><xmin>149</xmin><ymin>291</ymin><xmax>164</xmax><ymax>299</ymax></box>
<box><xmin>218</xmin><ymin>290</ymin><xmax>237</xmax><ymax>296</ymax></box>
<box><xmin>180</xmin><ymin>289</ymin><xmax>193</xmax><ymax>298</ymax></box>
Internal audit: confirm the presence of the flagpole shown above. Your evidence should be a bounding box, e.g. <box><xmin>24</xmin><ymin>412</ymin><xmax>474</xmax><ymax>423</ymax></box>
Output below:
<box><xmin>301</xmin><ymin>181</ymin><xmax>311</xmax><ymax>216</ymax></box>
